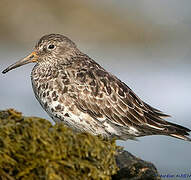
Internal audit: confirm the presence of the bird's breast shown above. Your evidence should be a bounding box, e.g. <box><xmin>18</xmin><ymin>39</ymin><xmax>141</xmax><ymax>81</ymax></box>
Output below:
<box><xmin>31</xmin><ymin>64</ymin><xmax>77</xmax><ymax>115</ymax></box>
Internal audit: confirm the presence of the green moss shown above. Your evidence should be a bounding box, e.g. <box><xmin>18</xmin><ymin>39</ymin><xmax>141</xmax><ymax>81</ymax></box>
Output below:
<box><xmin>0</xmin><ymin>109</ymin><xmax>118</xmax><ymax>180</ymax></box>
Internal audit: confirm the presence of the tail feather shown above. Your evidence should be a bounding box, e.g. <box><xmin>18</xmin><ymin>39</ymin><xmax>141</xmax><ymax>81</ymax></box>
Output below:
<box><xmin>166</xmin><ymin>121</ymin><xmax>191</xmax><ymax>141</ymax></box>
<box><xmin>144</xmin><ymin>119</ymin><xmax>191</xmax><ymax>141</ymax></box>
<box><xmin>149</xmin><ymin>119</ymin><xmax>191</xmax><ymax>141</ymax></box>
<box><xmin>143</xmin><ymin>102</ymin><xmax>191</xmax><ymax>141</ymax></box>
<box><xmin>148</xmin><ymin>118</ymin><xmax>191</xmax><ymax>141</ymax></box>
<box><xmin>170</xmin><ymin>134</ymin><xmax>191</xmax><ymax>142</ymax></box>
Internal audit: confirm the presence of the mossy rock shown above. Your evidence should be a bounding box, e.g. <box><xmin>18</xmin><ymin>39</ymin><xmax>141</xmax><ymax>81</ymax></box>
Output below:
<box><xmin>0</xmin><ymin>109</ymin><xmax>118</xmax><ymax>180</ymax></box>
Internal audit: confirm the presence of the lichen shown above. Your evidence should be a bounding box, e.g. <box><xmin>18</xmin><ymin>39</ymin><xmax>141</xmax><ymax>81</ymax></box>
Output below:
<box><xmin>0</xmin><ymin>109</ymin><xmax>118</xmax><ymax>180</ymax></box>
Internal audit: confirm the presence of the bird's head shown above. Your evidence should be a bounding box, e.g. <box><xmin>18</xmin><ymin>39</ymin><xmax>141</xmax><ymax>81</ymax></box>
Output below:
<box><xmin>2</xmin><ymin>34</ymin><xmax>77</xmax><ymax>74</ymax></box>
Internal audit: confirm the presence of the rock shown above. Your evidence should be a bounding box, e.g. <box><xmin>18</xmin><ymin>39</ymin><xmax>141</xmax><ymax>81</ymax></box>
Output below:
<box><xmin>113</xmin><ymin>149</ymin><xmax>161</xmax><ymax>180</ymax></box>
<box><xmin>0</xmin><ymin>109</ymin><xmax>161</xmax><ymax>180</ymax></box>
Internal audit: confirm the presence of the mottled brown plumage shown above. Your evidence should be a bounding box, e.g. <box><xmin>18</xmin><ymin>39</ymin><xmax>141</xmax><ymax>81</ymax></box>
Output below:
<box><xmin>2</xmin><ymin>34</ymin><xmax>191</xmax><ymax>141</ymax></box>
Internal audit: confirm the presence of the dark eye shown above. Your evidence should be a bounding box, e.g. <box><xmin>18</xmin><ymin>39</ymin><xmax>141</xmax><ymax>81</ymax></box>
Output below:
<box><xmin>48</xmin><ymin>44</ymin><xmax>55</xmax><ymax>49</ymax></box>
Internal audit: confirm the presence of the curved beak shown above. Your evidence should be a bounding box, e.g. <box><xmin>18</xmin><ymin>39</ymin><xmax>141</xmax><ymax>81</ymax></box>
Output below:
<box><xmin>2</xmin><ymin>51</ymin><xmax>38</xmax><ymax>74</ymax></box>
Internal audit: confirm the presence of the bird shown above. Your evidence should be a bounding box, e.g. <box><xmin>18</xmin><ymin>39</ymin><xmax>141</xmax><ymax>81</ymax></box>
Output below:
<box><xmin>2</xmin><ymin>33</ymin><xmax>191</xmax><ymax>141</ymax></box>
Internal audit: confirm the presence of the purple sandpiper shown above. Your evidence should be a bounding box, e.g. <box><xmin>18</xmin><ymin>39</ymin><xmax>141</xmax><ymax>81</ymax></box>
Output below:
<box><xmin>2</xmin><ymin>34</ymin><xmax>191</xmax><ymax>141</ymax></box>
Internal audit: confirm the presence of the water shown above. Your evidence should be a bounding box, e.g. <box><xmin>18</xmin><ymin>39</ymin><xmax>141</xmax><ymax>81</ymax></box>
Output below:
<box><xmin>0</xmin><ymin>43</ymin><xmax>191</xmax><ymax>178</ymax></box>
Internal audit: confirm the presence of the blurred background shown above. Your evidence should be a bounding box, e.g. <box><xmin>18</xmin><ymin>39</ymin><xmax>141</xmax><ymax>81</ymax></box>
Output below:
<box><xmin>1</xmin><ymin>0</ymin><xmax>191</xmax><ymax>178</ymax></box>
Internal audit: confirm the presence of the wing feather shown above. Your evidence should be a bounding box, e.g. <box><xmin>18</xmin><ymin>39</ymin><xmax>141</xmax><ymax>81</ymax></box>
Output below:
<box><xmin>71</xmin><ymin>64</ymin><xmax>153</xmax><ymax>129</ymax></box>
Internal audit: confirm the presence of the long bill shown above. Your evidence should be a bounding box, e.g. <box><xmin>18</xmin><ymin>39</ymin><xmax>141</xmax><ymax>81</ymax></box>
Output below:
<box><xmin>2</xmin><ymin>51</ymin><xmax>38</xmax><ymax>74</ymax></box>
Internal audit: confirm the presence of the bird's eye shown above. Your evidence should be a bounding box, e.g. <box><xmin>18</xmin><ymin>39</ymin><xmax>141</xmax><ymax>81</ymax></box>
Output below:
<box><xmin>48</xmin><ymin>44</ymin><xmax>55</xmax><ymax>50</ymax></box>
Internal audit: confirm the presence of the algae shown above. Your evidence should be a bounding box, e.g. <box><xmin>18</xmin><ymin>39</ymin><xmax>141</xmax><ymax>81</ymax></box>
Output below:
<box><xmin>0</xmin><ymin>109</ymin><xmax>118</xmax><ymax>180</ymax></box>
